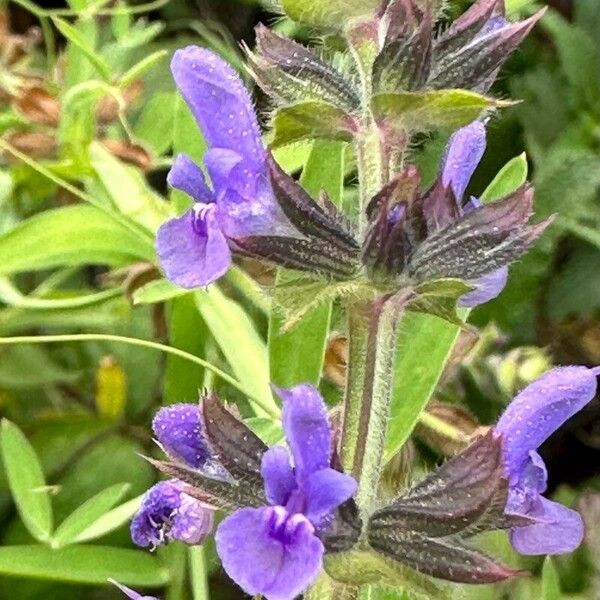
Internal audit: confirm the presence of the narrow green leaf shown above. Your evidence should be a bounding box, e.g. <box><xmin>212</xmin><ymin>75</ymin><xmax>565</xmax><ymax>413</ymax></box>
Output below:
<box><xmin>73</xmin><ymin>494</ymin><xmax>142</xmax><ymax>543</ymax></box>
<box><xmin>133</xmin><ymin>278</ymin><xmax>187</xmax><ymax>305</ymax></box>
<box><xmin>372</xmin><ymin>90</ymin><xmax>507</xmax><ymax>132</ymax></box>
<box><xmin>89</xmin><ymin>141</ymin><xmax>170</xmax><ymax>232</ymax></box>
<box><xmin>0</xmin><ymin>545</ymin><xmax>169</xmax><ymax>586</ymax></box>
<box><xmin>165</xmin><ymin>294</ymin><xmax>209</xmax><ymax>404</ymax></box>
<box><xmin>52</xmin><ymin>483</ymin><xmax>130</xmax><ymax>548</ymax></box>
<box><xmin>384</xmin><ymin>154</ymin><xmax>529</xmax><ymax>460</ymax></box>
<box><xmin>0</xmin><ymin>277</ymin><xmax>121</xmax><ymax>309</ymax></box>
<box><xmin>119</xmin><ymin>50</ymin><xmax>168</xmax><ymax>89</ymax></box>
<box><xmin>541</xmin><ymin>557</ymin><xmax>561</xmax><ymax>600</ymax></box>
<box><xmin>52</xmin><ymin>17</ymin><xmax>112</xmax><ymax>81</ymax></box>
<box><xmin>63</xmin><ymin>18</ymin><xmax>99</xmax><ymax>87</ymax></box>
<box><xmin>0</xmin><ymin>420</ymin><xmax>53</xmax><ymax>543</ymax></box>
<box><xmin>195</xmin><ymin>287</ymin><xmax>277</xmax><ymax>417</ymax></box>
<box><xmin>272</xmin><ymin>102</ymin><xmax>354</xmax><ymax>147</ymax></box>
<box><xmin>0</xmin><ymin>205</ymin><xmax>155</xmax><ymax>275</ymax></box>
<box><xmin>268</xmin><ymin>140</ymin><xmax>345</xmax><ymax>388</ymax></box>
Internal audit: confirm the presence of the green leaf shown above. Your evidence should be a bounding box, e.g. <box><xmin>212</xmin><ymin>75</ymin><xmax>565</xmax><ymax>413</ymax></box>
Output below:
<box><xmin>384</xmin><ymin>154</ymin><xmax>529</xmax><ymax>460</ymax></box>
<box><xmin>269</xmin><ymin>141</ymin><xmax>345</xmax><ymax>388</ymax></box>
<box><xmin>0</xmin><ymin>345</ymin><xmax>79</xmax><ymax>388</ymax></box>
<box><xmin>0</xmin><ymin>545</ymin><xmax>169</xmax><ymax>586</ymax></box>
<box><xmin>272</xmin><ymin>102</ymin><xmax>354</xmax><ymax>147</ymax></box>
<box><xmin>52</xmin><ymin>17</ymin><xmax>112</xmax><ymax>81</ymax></box>
<box><xmin>89</xmin><ymin>141</ymin><xmax>170</xmax><ymax>232</ymax></box>
<box><xmin>58</xmin><ymin>81</ymin><xmax>106</xmax><ymax>158</ymax></box>
<box><xmin>409</xmin><ymin>279</ymin><xmax>472</xmax><ymax>325</ymax></box>
<box><xmin>63</xmin><ymin>18</ymin><xmax>99</xmax><ymax>87</ymax></box>
<box><xmin>385</xmin><ymin>312</ymin><xmax>466</xmax><ymax>461</ymax></box>
<box><xmin>480</xmin><ymin>153</ymin><xmax>528</xmax><ymax>203</ymax></box>
<box><xmin>542</xmin><ymin>11</ymin><xmax>600</xmax><ymax>108</ymax></box>
<box><xmin>165</xmin><ymin>294</ymin><xmax>210</xmax><ymax>404</ymax></box>
<box><xmin>134</xmin><ymin>91</ymin><xmax>176</xmax><ymax>157</ymax></box>
<box><xmin>542</xmin><ymin>557</ymin><xmax>561</xmax><ymax>600</ymax></box>
<box><xmin>0</xmin><ymin>205</ymin><xmax>154</xmax><ymax>275</ymax></box>
<box><xmin>372</xmin><ymin>90</ymin><xmax>505</xmax><ymax>132</ymax></box>
<box><xmin>245</xmin><ymin>417</ymin><xmax>284</xmax><ymax>445</ymax></box>
<box><xmin>280</xmin><ymin>0</ymin><xmax>380</xmax><ymax>28</ymax></box>
<box><xmin>0</xmin><ymin>277</ymin><xmax>121</xmax><ymax>310</ymax></box>
<box><xmin>195</xmin><ymin>287</ymin><xmax>277</xmax><ymax>417</ymax></box>
<box><xmin>119</xmin><ymin>50</ymin><xmax>168</xmax><ymax>89</ymax></box>
<box><xmin>72</xmin><ymin>494</ymin><xmax>143</xmax><ymax>543</ymax></box>
<box><xmin>133</xmin><ymin>278</ymin><xmax>187</xmax><ymax>305</ymax></box>
<box><xmin>52</xmin><ymin>483</ymin><xmax>130</xmax><ymax>548</ymax></box>
<box><xmin>0</xmin><ymin>420</ymin><xmax>53</xmax><ymax>543</ymax></box>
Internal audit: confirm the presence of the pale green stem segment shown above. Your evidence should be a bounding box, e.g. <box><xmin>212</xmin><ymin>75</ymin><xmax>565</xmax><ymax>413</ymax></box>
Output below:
<box><xmin>339</xmin><ymin>297</ymin><xmax>405</xmax><ymax>520</ymax></box>
<box><xmin>189</xmin><ymin>546</ymin><xmax>210</xmax><ymax>600</ymax></box>
<box><xmin>355</xmin><ymin>124</ymin><xmax>385</xmax><ymax>232</ymax></box>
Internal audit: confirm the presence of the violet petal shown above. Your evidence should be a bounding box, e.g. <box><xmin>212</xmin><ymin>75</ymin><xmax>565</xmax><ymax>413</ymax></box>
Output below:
<box><xmin>261</xmin><ymin>446</ymin><xmax>296</xmax><ymax>506</ymax></box>
<box><xmin>495</xmin><ymin>366</ymin><xmax>598</xmax><ymax>482</ymax></box>
<box><xmin>278</xmin><ymin>385</ymin><xmax>331</xmax><ymax>483</ymax></box>
<box><xmin>156</xmin><ymin>205</ymin><xmax>231</xmax><ymax>288</ymax></box>
<box><xmin>303</xmin><ymin>468</ymin><xmax>357</xmax><ymax>526</ymax></box>
<box><xmin>459</xmin><ymin>267</ymin><xmax>508</xmax><ymax>307</ymax></box>
<box><xmin>171</xmin><ymin>46</ymin><xmax>264</xmax><ymax>171</ymax></box>
<box><xmin>509</xmin><ymin>496</ymin><xmax>584</xmax><ymax>555</ymax></box>
<box><xmin>441</xmin><ymin>120</ymin><xmax>487</xmax><ymax>201</ymax></box>
<box><xmin>216</xmin><ymin>507</ymin><xmax>324</xmax><ymax>600</ymax></box>
<box><xmin>152</xmin><ymin>403</ymin><xmax>209</xmax><ymax>468</ymax></box>
<box><xmin>167</xmin><ymin>154</ymin><xmax>214</xmax><ymax>204</ymax></box>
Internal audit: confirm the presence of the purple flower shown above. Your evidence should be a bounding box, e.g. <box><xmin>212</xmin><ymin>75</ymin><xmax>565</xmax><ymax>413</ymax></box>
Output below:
<box><xmin>157</xmin><ymin>47</ymin><xmax>292</xmax><ymax>288</ymax></box>
<box><xmin>495</xmin><ymin>366</ymin><xmax>599</xmax><ymax>555</ymax></box>
<box><xmin>109</xmin><ymin>579</ymin><xmax>159</xmax><ymax>600</ymax></box>
<box><xmin>440</xmin><ymin>120</ymin><xmax>509</xmax><ymax>307</ymax></box>
<box><xmin>215</xmin><ymin>385</ymin><xmax>357</xmax><ymax>600</ymax></box>
<box><xmin>131</xmin><ymin>480</ymin><xmax>214</xmax><ymax>548</ymax></box>
<box><xmin>131</xmin><ymin>404</ymin><xmax>215</xmax><ymax>549</ymax></box>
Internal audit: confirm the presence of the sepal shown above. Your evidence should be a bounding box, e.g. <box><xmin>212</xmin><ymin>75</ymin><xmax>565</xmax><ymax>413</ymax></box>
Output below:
<box><xmin>248</xmin><ymin>25</ymin><xmax>360</xmax><ymax>111</ymax></box>
<box><xmin>406</xmin><ymin>185</ymin><xmax>551</xmax><ymax>282</ymax></box>
<box><xmin>234</xmin><ymin>154</ymin><xmax>361</xmax><ymax>280</ymax></box>
<box><xmin>429</xmin><ymin>10</ymin><xmax>546</xmax><ymax>92</ymax></box>
<box><xmin>373</xmin><ymin>11</ymin><xmax>432</xmax><ymax>92</ymax></box>
<box><xmin>367</xmin><ymin>432</ymin><xmax>526</xmax><ymax>583</ymax></box>
<box><xmin>144</xmin><ymin>392</ymin><xmax>271</xmax><ymax>511</ymax></box>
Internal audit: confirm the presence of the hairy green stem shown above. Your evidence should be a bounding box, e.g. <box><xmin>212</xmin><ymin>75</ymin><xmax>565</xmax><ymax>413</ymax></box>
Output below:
<box><xmin>339</xmin><ymin>297</ymin><xmax>404</xmax><ymax>519</ymax></box>
<box><xmin>355</xmin><ymin>124</ymin><xmax>386</xmax><ymax>231</ymax></box>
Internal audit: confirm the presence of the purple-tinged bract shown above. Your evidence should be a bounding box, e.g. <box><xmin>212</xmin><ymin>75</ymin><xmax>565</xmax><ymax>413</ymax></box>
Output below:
<box><xmin>215</xmin><ymin>385</ymin><xmax>357</xmax><ymax>600</ymax></box>
<box><xmin>495</xmin><ymin>366</ymin><xmax>599</xmax><ymax>554</ymax></box>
